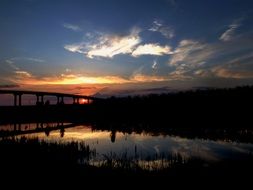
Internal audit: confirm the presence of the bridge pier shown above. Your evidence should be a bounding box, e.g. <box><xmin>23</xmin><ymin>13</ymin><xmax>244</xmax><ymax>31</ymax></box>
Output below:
<box><xmin>57</xmin><ymin>96</ymin><xmax>64</xmax><ymax>105</ymax></box>
<box><xmin>36</xmin><ymin>95</ymin><xmax>44</xmax><ymax>105</ymax></box>
<box><xmin>73</xmin><ymin>97</ymin><xmax>80</xmax><ymax>104</ymax></box>
<box><xmin>14</xmin><ymin>94</ymin><xmax>17</xmax><ymax>106</ymax></box>
<box><xmin>60</xmin><ymin>96</ymin><xmax>64</xmax><ymax>105</ymax></box>
<box><xmin>18</xmin><ymin>94</ymin><xmax>22</xmax><ymax>106</ymax></box>
<box><xmin>13</xmin><ymin>93</ymin><xmax>22</xmax><ymax>106</ymax></box>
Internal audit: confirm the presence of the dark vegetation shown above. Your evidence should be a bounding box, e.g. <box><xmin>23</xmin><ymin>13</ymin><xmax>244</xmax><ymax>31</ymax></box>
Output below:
<box><xmin>91</xmin><ymin>86</ymin><xmax>253</xmax><ymax>127</ymax></box>
<box><xmin>0</xmin><ymin>86</ymin><xmax>253</xmax><ymax>127</ymax></box>
<box><xmin>0</xmin><ymin>137</ymin><xmax>252</xmax><ymax>187</ymax></box>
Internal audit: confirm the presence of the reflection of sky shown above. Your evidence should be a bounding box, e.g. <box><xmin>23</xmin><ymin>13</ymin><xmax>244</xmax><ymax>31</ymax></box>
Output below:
<box><xmin>1</xmin><ymin>125</ymin><xmax>253</xmax><ymax>162</ymax></box>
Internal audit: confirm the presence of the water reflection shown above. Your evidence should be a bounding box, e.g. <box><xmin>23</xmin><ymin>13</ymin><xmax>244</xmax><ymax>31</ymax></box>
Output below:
<box><xmin>110</xmin><ymin>130</ymin><xmax>116</xmax><ymax>143</ymax></box>
<box><xmin>1</xmin><ymin>123</ymin><xmax>253</xmax><ymax>168</ymax></box>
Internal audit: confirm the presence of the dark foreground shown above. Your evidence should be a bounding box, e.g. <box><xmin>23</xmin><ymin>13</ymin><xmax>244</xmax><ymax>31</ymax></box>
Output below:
<box><xmin>1</xmin><ymin>86</ymin><xmax>253</xmax><ymax>188</ymax></box>
<box><xmin>0</xmin><ymin>137</ymin><xmax>252</xmax><ymax>188</ymax></box>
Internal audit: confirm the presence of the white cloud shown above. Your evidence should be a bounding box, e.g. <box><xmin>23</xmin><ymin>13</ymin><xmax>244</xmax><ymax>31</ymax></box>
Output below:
<box><xmin>6</xmin><ymin>57</ymin><xmax>45</xmax><ymax>64</ymax></box>
<box><xmin>149</xmin><ymin>20</ymin><xmax>174</xmax><ymax>39</ymax></box>
<box><xmin>64</xmin><ymin>43</ymin><xmax>85</xmax><ymax>54</ymax></box>
<box><xmin>65</xmin><ymin>28</ymin><xmax>141</xmax><ymax>58</ymax></box>
<box><xmin>6</xmin><ymin>60</ymin><xmax>19</xmax><ymax>70</ymax></box>
<box><xmin>5</xmin><ymin>60</ymin><xmax>14</xmax><ymax>64</ymax></box>
<box><xmin>152</xmin><ymin>60</ymin><xmax>158</xmax><ymax>69</ymax></box>
<box><xmin>132</xmin><ymin>44</ymin><xmax>173</xmax><ymax>57</ymax></box>
<box><xmin>63</xmin><ymin>23</ymin><xmax>81</xmax><ymax>32</ymax></box>
<box><xmin>26</xmin><ymin>58</ymin><xmax>45</xmax><ymax>63</ymax></box>
<box><xmin>87</xmin><ymin>34</ymin><xmax>141</xmax><ymax>58</ymax></box>
<box><xmin>219</xmin><ymin>19</ymin><xmax>242</xmax><ymax>42</ymax></box>
<box><xmin>15</xmin><ymin>71</ymin><xmax>32</xmax><ymax>78</ymax></box>
<box><xmin>169</xmin><ymin>40</ymin><xmax>206</xmax><ymax>66</ymax></box>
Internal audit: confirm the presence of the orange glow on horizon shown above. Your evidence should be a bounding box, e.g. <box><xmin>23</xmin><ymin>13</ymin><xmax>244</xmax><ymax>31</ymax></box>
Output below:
<box><xmin>9</xmin><ymin>72</ymin><xmax>169</xmax><ymax>96</ymax></box>
<box><xmin>11</xmin><ymin>74</ymin><xmax>129</xmax><ymax>85</ymax></box>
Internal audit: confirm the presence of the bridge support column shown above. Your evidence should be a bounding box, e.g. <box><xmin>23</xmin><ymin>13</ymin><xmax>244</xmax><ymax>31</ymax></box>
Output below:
<box><xmin>36</xmin><ymin>95</ymin><xmax>39</xmax><ymax>105</ymax></box>
<box><xmin>14</xmin><ymin>94</ymin><xmax>17</xmax><ymax>106</ymax></box>
<box><xmin>60</xmin><ymin>97</ymin><xmax>64</xmax><ymax>104</ymax></box>
<box><xmin>41</xmin><ymin>95</ymin><xmax>44</xmax><ymax>105</ymax></box>
<box><xmin>18</xmin><ymin>94</ymin><xmax>22</xmax><ymax>106</ymax></box>
<box><xmin>36</xmin><ymin>95</ymin><xmax>44</xmax><ymax>105</ymax></box>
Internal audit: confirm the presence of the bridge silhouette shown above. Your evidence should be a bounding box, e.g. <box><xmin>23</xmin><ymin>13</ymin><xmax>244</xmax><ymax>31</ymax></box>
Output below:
<box><xmin>0</xmin><ymin>123</ymin><xmax>83</xmax><ymax>138</ymax></box>
<box><xmin>0</xmin><ymin>90</ymin><xmax>98</xmax><ymax>106</ymax></box>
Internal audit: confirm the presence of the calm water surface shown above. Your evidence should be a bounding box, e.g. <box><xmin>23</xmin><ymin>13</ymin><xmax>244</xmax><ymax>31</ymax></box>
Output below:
<box><xmin>1</xmin><ymin>123</ymin><xmax>253</xmax><ymax>167</ymax></box>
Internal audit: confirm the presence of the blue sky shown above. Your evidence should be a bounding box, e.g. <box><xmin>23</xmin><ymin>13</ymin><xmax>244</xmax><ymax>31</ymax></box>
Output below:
<box><xmin>1</xmin><ymin>0</ymin><xmax>253</xmax><ymax>96</ymax></box>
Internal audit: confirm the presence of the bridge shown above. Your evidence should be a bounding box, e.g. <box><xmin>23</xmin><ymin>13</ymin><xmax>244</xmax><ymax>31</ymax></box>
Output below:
<box><xmin>0</xmin><ymin>90</ymin><xmax>98</xmax><ymax>106</ymax></box>
<box><xmin>0</xmin><ymin>123</ymin><xmax>83</xmax><ymax>138</ymax></box>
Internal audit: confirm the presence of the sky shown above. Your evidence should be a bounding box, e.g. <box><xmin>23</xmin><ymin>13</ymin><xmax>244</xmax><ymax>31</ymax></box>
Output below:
<box><xmin>1</xmin><ymin>0</ymin><xmax>253</xmax><ymax>97</ymax></box>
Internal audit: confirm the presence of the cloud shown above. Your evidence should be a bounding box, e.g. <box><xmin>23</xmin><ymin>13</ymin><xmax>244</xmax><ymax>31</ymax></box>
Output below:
<box><xmin>5</xmin><ymin>60</ymin><xmax>14</xmax><ymax>64</ymax></box>
<box><xmin>64</xmin><ymin>28</ymin><xmax>141</xmax><ymax>58</ymax></box>
<box><xmin>64</xmin><ymin>43</ymin><xmax>85</xmax><ymax>53</ymax></box>
<box><xmin>26</xmin><ymin>58</ymin><xmax>45</xmax><ymax>63</ymax></box>
<box><xmin>63</xmin><ymin>23</ymin><xmax>81</xmax><ymax>31</ymax></box>
<box><xmin>219</xmin><ymin>19</ymin><xmax>242</xmax><ymax>42</ymax></box>
<box><xmin>6</xmin><ymin>60</ymin><xmax>19</xmax><ymax>70</ymax></box>
<box><xmin>194</xmin><ymin>69</ymin><xmax>210</xmax><ymax>77</ymax></box>
<box><xmin>212</xmin><ymin>67</ymin><xmax>253</xmax><ymax>79</ymax></box>
<box><xmin>152</xmin><ymin>60</ymin><xmax>158</xmax><ymax>69</ymax></box>
<box><xmin>169</xmin><ymin>40</ymin><xmax>206</xmax><ymax>66</ymax></box>
<box><xmin>75</xmin><ymin>86</ymin><xmax>97</xmax><ymax>90</ymax></box>
<box><xmin>167</xmin><ymin>37</ymin><xmax>253</xmax><ymax>80</ymax></box>
<box><xmin>0</xmin><ymin>84</ymin><xmax>20</xmax><ymax>89</ymax></box>
<box><xmin>6</xmin><ymin>57</ymin><xmax>45</xmax><ymax>66</ymax></box>
<box><xmin>10</xmin><ymin>67</ymin><xmax>169</xmax><ymax>87</ymax></box>
<box><xmin>211</xmin><ymin>53</ymin><xmax>253</xmax><ymax>79</ymax></box>
<box><xmin>132</xmin><ymin>44</ymin><xmax>173</xmax><ymax>57</ymax></box>
<box><xmin>130</xmin><ymin>74</ymin><xmax>167</xmax><ymax>82</ymax></box>
<box><xmin>149</xmin><ymin>20</ymin><xmax>174</xmax><ymax>39</ymax></box>
<box><xmin>15</xmin><ymin>71</ymin><xmax>32</xmax><ymax>78</ymax></box>
<box><xmin>11</xmin><ymin>73</ymin><xmax>129</xmax><ymax>85</ymax></box>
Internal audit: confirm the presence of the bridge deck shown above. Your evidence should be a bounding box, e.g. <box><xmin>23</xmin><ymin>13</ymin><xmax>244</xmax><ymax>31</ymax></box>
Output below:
<box><xmin>0</xmin><ymin>89</ymin><xmax>96</xmax><ymax>100</ymax></box>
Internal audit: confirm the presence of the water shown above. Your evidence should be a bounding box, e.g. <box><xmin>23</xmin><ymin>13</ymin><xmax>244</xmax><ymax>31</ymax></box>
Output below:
<box><xmin>1</xmin><ymin>123</ymin><xmax>253</xmax><ymax>170</ymax></box>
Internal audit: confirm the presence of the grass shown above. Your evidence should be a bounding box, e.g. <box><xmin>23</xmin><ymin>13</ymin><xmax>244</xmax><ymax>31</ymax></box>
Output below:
<box><xmin>0</xmin><ymin>136</ymin><xmax>253</xmax><ymax>185</ymax></box>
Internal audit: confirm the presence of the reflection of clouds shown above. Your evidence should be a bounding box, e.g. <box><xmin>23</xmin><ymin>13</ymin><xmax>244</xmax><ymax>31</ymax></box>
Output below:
<box><xmin>169</xmin><ymin>137</ymin><xmax>219</xmax><ymax>161</ymax></box>
<box><xmin>7</xmin><ymin>124</ymin><xmax>253</xmax><ymax>163</ymax></box>
<box><xmin>215</xmin><ymin>140</ymin><xmax>253</xmax><ymax>155</ymax></box>
<box><xmin>154</xmin><ymin>145</ymin><xmax>160</xmax><ymax>154</ymax></box>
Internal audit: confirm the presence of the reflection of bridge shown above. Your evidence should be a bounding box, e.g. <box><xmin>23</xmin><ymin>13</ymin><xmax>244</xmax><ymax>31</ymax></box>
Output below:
<box><xmin>0</xmin><ymin>90</ymin><xmax>98</xmax><ymax>106</ymax></box>
<box><xmin>0</xmin><ymin>123</ymin><xmax>82</xmax><ymax>138</ymax></box>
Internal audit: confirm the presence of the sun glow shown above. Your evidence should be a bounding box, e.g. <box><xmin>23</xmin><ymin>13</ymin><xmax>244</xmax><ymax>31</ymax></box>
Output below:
<box><xmin>11</xmin><ymin>73</ymin><xmax>129</xmax><ymax>85</ymax></box>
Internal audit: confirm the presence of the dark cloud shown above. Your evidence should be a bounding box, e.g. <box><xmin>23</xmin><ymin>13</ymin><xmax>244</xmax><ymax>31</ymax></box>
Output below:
<box><xmin>0</xmin><ymin>84</ymin><xmax>20</xmax><ymax>89</ymax></box>
<box><xmin>94</xmin><ymin>86</ymin><xmax>176</xmax><ymax>98</ymax></box>
<box><xmin>75</xmin><ymin>86</ymin><xmax>97</xmax><ymax>90</ymax></box>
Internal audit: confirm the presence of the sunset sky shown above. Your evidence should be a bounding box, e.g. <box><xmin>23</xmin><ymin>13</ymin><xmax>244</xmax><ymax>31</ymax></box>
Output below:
<box><xmin>1</xmin><ymin>0</ymin><xmax>253</xmax><ymax>96</ymax></box>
